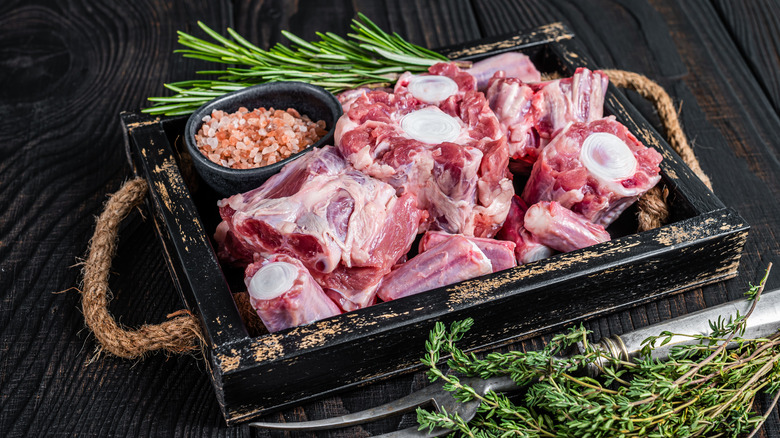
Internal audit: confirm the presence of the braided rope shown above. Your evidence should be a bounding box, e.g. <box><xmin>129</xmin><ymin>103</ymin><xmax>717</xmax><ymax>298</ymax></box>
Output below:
<box><xmin>81</xmin><ymin>178</ymin><xmax>203</xmax><ymax>358</ymax></box>
<box><xmin>603</xmin><ymin>69</ymin><xmax>712</xmax><ymax>231</ymax></box>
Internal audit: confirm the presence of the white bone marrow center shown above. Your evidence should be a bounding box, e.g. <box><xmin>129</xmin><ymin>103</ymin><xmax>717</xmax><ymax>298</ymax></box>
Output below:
<box><xmin>248</xmin><ymin>262</ymin><xmax>298</xmax><ymax>300</ymax></box>
<box><xmin>401</xmin><ymin>108</ymin><xmax>461</xmax><ymax>144</ymax></box>
<box><xmin>407</xmin><ymin>75</ymin><xmax>459</xmax><ymax>103</ymax></box>
<box><xmin>580</xmin><ymin>132</ymin><xmax>637</xmax><ymax>181</ymax></box>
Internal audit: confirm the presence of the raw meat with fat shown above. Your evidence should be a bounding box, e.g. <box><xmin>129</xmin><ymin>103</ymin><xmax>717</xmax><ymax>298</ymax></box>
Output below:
<box><xmin>245</xmin><ymin>254</ymin><xmax>341</xmax><ymax>333</ymax></box>
<box><xmin>486</xmin><ymin>72</ymin><xmax>540</xmax><ymax>167</ymax></box>
<box><xmin>466</xmin><ymin>52</ymin><xmax>542</xmax><ymax>91</ymax></box>
<box><xmin>336</xmin><ymin>62</ymin><xmax>513</xmax><ymax>238</ymax></box>
<box><xmin>495</xmin><ymin>195</ymin><xmax>554</xmax><ymax>264</ymax></box>
<box><xmin>377</xmin><ymin>235</ymin><xmax>493</xmax><ymax>302</ymax></box>
<box><xmin>486</xmin><ymin>67</ymin><xmax>608</xmax><ymax>171</ymax></box>
<box><xmin>522</xmin><ymin>117</ymin><xmax>663</xmax><ymax>226</ymax></box>
<box><xmin>523</xmin><ymin>201</ymin><xmax>611</xmax><ymax>252</ymax></box>
<box><xmin>531</xmin><ymin>67</ymin><xmax>609</xmax><ymax>140</ymax></box>
<box><xmin>217</xmin><ymin>146</ymin><xmax>426</xmax><ymax>310</ymax></box>
<box><xmin>394</xmin><ymin>62</ymin><xmax>476</xmax><ymax>103</ymax></box>
<box><xmin>419</xmin><ymin>230</ymin><xmax>517</xmax><ymax>272</ymax></box>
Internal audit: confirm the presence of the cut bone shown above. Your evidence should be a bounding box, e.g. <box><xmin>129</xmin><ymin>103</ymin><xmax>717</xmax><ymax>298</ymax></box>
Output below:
<box><xmin>248</xmin><ymin>262</ymin><xmax>297</xmax><ymax>300</ymax></box>
<box><xmin>401</xmin><ymin>108</ymin><xmax>461</xmax><ymax>144</ymax></box>
<box><xmin>580</xmin><ymin>132</ymin><xmax>637</xmax><ymax>182</ymax></box>
<box><xmin>407</xmin><ymin>75</ymin><xmax>459</xmax><ymax>103</ymax></box>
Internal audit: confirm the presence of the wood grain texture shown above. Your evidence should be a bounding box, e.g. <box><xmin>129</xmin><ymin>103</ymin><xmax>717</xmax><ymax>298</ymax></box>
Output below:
<box><xmin>713</xmin><ymin>0</ymin><xmax>780</xmax><ymax>116</ymax></box>
<box><xmin>1</xmin><ymin>0</ymin><xmax>779</xmax><ymax>436</ymax></box>
<box><xmin>0</xmin><ymin>0</ymin><xmax>244</xmax><ymax>437</ymax></box>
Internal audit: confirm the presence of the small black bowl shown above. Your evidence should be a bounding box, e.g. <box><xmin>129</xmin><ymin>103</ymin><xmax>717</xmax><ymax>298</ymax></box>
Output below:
<box><xmin>185</xmin><ymin>82</ymin><xmax>342</xmax><ymax>197</ymax></box>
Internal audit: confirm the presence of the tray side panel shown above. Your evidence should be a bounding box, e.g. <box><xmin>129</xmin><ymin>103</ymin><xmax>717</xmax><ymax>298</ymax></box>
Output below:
<box><xmin>122</xmin><ymin>113</ymin><xmax>247</xmax><ymax>347</ymax></box>
<box><xmin>217</xmin><ymin>208</ymin><xmax>747</xmax><ymax>423</ymax></box>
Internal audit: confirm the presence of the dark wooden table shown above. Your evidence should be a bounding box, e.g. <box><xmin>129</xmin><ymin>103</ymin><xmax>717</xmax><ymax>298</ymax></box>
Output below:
<box><xmin>2</xmin><ymin>0</ymin><xmax>780</xmax><ymax>436</ymax></box>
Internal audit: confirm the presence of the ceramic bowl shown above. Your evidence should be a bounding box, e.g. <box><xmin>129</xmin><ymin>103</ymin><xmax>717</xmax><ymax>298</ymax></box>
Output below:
<box><xmin>184</xmin><ymin>82</ymin><xmax>342</xmax><ymax>197</ymax></box>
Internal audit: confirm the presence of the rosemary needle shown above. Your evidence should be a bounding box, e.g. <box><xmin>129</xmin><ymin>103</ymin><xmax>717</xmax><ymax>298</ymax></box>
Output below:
<box><xmin>143</xmin><ymin>14</ymin><xmax>450</xmax><ymax>116</ymax></box>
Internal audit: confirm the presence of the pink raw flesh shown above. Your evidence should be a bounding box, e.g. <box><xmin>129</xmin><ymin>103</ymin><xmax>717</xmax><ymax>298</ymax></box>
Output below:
<box><xmin>486</xmin><ymin>72</ymin><xmax>540</xmax><ymax>166</ymax></box>
<box><xmin>419</xmin><ymin>230</ymin><xmax>516</xmax><ymax>272</ymax></box>
<box><xmin>245</xmin><ymin>254</ymin><xmax>341</xmax><ymax>333</ymax></box>
<box><xmin>523</xmin><ymin>201</ymin><xmax>611</xmax><ymax>253</ymax></box>
<box><xmin>377</xmin><ymin>235</ymin><xmax>493</xmax><ymax>302</ymax></box>
<box><xmin>335</xmin><ymin>62</ymin><xmax>513</xmax><ymax>238</ymax></box>
<box><xmin>466</xmin><ymin>52</ymin><xmax>542</xmax><ymax>91</ymax></box>
<box><xmin>522</xmin><ymin>117</ymin><xmax>662</xmax><ymax>226</ymax></box>
<box><xmin>531</xmin><ymin>67</ymin><xmax>609</xmax><ymax>140</ymax></box>
<box><xmin>217</xmin><ymin>146</ymin><xmax>427</xmax><ymax>310</ymax></box>
<box><xmin>495</xmin><ymin>195</ymin><xmax>554</xmax><ymax>264</ymax></box>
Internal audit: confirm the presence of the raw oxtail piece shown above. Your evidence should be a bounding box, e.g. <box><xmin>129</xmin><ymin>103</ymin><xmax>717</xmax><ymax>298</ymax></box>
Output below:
<box><xmin>394</xmin><ymin>62</ymin><xmax>476</xmax><ymax>104</ymax></box>
<box><xmin>376</xmin><ymin>235</ymin><xmax>493</xmax><ymax>302</ymax></box>
<box><xmin>522</xmin><ymin>117</ymin><xmax>663</xmax><ymax>226</ymax></box>
<box><xmin>495</xmin><ymin>195</ymin><xmax>554</xmax><ymax>264</ymax></box>
<box><xmin>419</xmin><ymin>230</ymin><xmax>517</xmax><ymax>272</ymax></box>
<box><xmin>313</xmin><ymin>191</ymin><xmax>427</xmax><ymax>312</ymax></box>
<box><xmin>523</xmin><ymin>201</ymin><xmax>611</xmax><ymax>253</ymax></box>
<box><xmin>486</xmin><ymin>72</ymin><xmax>540</xmax><ymax>167</ymax></box>
<box><xmin>531</xmin><ymin>67</ymin><xmax>609</xmax><ymax>140</ymax></box>
<box><xmin>337</xmin><ymin>86</ymin><xmax>395</xmax><ymax>113</ymax></box>
<box><xmin>217</xmin><ymin>146</ymin><xmax>427</xmax><ymax>310</ymax></box>
<box><xmin>466</xmin><ymin>52</ymin><xmax>542</xmax><ymax>91</ymax></box>
<box><xmin>335</xmin><ymin>62</ymin><xmax>513</xmax><ymax>238</ymax></box>
<box><xmin>245</xmin><ymin>254</ymin><xmax>341</xmax><ymax>333</ymax></box>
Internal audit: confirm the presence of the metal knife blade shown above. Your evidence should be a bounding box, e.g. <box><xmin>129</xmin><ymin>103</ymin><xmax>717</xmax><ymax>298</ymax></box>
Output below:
<box><xmin>594</xmin><ymin>287</ymin><xmax>780</xmax><ymax>366</ymax></box>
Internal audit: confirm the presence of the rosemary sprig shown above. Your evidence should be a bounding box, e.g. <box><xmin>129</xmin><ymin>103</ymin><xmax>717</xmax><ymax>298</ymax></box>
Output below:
<box><xmin>143</xmin><ymin>13</ymin><xmax>451</xmax><ymax>116</ymax></box>
<box><xmin>418</xmin><ymin>265</ymin><xmax>780</xmax><ymax>437</ymax></box>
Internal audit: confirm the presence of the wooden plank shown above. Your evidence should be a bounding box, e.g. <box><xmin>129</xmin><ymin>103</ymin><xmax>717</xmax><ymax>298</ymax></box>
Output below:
<box><xmin>232</xmin><ymin>0</ymin><xmax>482</xmax><ymax>50</ymax></box>
<box><xmin>713</xmin><ymin>0</ymin><xmax>780</xmax><ymax>116</ymax></box>
<box><xmin>0</xmin><ymin>0</ymin><xmax>247</xmax><ymax>437</ymax></box>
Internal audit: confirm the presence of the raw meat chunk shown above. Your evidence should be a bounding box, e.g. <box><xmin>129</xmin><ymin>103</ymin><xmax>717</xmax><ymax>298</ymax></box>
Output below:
<box><xmin>218</xmin><ymin>146</ymin><xmax>427</xmax><ymax>310</ymax></box>
<box><xmin>522</xmin><ymin>117</ymin><xmax>663</xmax><ymax>226</ymax></box>
<box><xmin>394</xmin><ymin>62</ymin><xmax>477</xmax><ymax>103</ymax></box>
<box><xmin>376</xmin><ymin>235</ymin><xmax>493</xmax><ymax>302</ymax></box>
<box><xmin>486</xmin><ymin>67</ymin><xmax>607</xmax><ymax>171</ymax></box>
<box><xmin>531</xmin><ymin>67</ymin><xmax>609</xmax><ymax>140</ymax></box>
<box><xmin>245</xmin><ymin>254</ymin><xmax>341</xmax><ymax>333</ymax></box>
<box><xmin>466</xmin><ymin>52</ymin><xmax>542</xmax><ymax>91</ymax></box>
<box><xmin>486</xmin><ymin>72</ymin><xmax>540</xmax><ymax>167</ymax></box>
<box><xmin>335</xmin><ymin>63</ymin><xmax>513</xmax><ymax>238</ymax></box>
<box><xmin>495</xmin><ymin>195</ymin><xmax>554</xmax><ymax>264</ymax></box>
<box><xmin>337</xmin><ymin>87</ymin><xmax>394</xmax><ymax>113</ymax></box>
<box><xmin>419</xmin><ymin>230</ymin><xmax>517</xmax><ymax>272</ymax></box>
<box><xmin>523</xmin><ymin>201</ymin><xmax>611</xmax><ymax>252</ymax></box>
<box><xmin>313</xmin><ymin>191</ymin><xmax>427</xmax><ymax>311</ymax></box>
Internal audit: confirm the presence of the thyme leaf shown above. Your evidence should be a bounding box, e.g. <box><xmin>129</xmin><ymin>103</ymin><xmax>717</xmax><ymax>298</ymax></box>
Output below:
<box><xmin>418</xmin><ymin>264</ymin><xmax>780</xmax><ymax>437</ymax></box>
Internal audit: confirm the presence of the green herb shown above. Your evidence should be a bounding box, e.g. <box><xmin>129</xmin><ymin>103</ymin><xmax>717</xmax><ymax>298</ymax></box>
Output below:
<box><xmin>143</xmin><ymin>13</ymin><xmax>453</xmax><ymax>116</ymax></box>
<box><xmin>418</xmin><ymin>265</ymin><xmax>780</xmax><ymax>437</ymax></box>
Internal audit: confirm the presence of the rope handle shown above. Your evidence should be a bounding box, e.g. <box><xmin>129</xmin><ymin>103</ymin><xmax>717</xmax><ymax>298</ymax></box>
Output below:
<box><xmin>80</xmin><ymin>70</ymin><xmax>711</xmax><ymax>358</ymax></box>
<box><xmin>81</xmin><ymin>178</ymin><xmax>203</xmax><ymax>358</ymax></box>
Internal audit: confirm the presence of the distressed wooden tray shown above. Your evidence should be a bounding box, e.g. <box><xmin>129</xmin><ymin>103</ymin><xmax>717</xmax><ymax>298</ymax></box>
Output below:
<box><xmin>120</xmin><ymin>23</ymin><xmax>748</xmax><ymax>425</ymax></box>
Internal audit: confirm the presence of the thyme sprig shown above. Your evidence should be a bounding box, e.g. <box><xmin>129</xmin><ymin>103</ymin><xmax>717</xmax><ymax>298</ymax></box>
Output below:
<box><xmin>418</xmin><ymin>265</ymin><xmax>780</xmax><ymax>437</ymax></box>
<box><xmin>143</xmin><ymin>13</ymin><xmax>451</xmax><ymax>116</ymax></box>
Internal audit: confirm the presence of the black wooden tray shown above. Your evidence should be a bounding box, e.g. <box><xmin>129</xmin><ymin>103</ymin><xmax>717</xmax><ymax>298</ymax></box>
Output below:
<box><xmin>120</xmin><ymin>23</ymin><xmax>748</xmax><ymax>425</ymax></box>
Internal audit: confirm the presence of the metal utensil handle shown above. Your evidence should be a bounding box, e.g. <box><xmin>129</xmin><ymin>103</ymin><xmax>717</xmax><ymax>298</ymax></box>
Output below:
<box><xmin>602</xmin><ymin>288</ymin><xmax>780</xmax><ymax>362</ymax></box>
